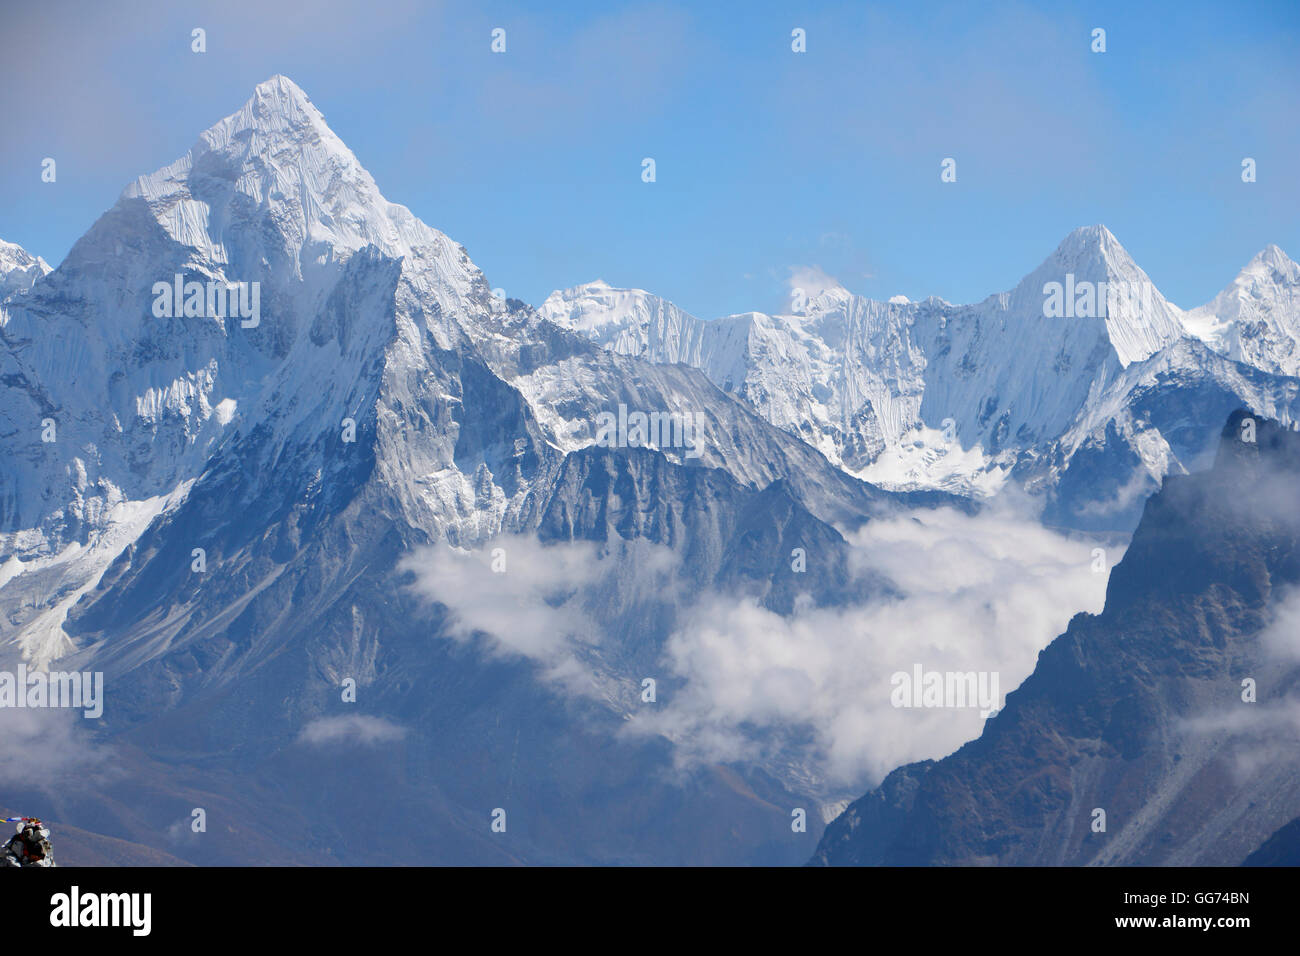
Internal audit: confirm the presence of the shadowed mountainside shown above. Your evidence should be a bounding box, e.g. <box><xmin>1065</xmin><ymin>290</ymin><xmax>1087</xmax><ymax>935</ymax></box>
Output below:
<box><xmin>812</xmin><ymin>410</ymin><xmax>1300</xmax><ymax>866</ymax></box>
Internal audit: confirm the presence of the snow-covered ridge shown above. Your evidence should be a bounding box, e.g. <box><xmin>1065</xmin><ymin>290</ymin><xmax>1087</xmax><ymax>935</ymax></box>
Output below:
<box><xmin>542</xmin><ymin>227</ymin><xmax>1300</xmax><ymax>503</ymax></box>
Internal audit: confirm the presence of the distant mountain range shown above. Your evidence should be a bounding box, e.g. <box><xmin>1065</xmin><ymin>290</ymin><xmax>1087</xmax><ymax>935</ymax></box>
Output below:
<box><xmin>542</xmin><ymin>231</ymin><xmax>1300</xmax><ymax>530</ymax></box>
<box><xmin>1</xmin><ymin>76</ymin><xmax>1296</xmax><ymax>865</ymax></box>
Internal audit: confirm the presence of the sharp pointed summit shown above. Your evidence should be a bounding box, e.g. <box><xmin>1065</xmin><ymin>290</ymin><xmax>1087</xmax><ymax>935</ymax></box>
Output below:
<box><xmin>1012</xmin><ymin>224</ymin><xmax>1185</xmax><ymax>366</ymax></box>
<box><xmin>118</xmin><ymin>74</ymin><xmax>470</xmax><ymax>283</ymax></box>
<box><xmin>1184</xmin><ymin>242</ymin><xmax>1300</xmax><ymax>376</ymax></box>
<box><xmin>1048</xmin><ymin>223</ymin><xmax>1131</xmax><ymax>265</ymax></box>
<box><xmin>0</xmin><ymin>77</ymin><xmax>498</xmax><ymax>565</ymax></box>
<box><xmin>1251</xmin><ymin>243</ymin><xmax>1297</xmax><ymax>274</ymax></box>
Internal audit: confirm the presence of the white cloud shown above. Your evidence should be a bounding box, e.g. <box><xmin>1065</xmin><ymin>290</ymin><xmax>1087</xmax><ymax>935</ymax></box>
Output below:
<box><xmin>0</xmin><ymin>706</ymin><xmax>114</xmax><ymax>785</ymax></box>
<box><xmin>298</xmin><ymin>715</ymin><xmax>406</xmax><ymax>747</ymax></box>
<box><xmin>787</xmin><ymin>264</ymin><xmax>846</xmax><ymax>302</ymax></box>
<box><xmin>632</xmin><ymin>503</ymin><xmax>1114</xmax><ymax>790</ymax></box>
<box><xmin>400</xmin><ymin>535</ymin><xmax>682</xmax><ymax>697</ymax></box>
<box><xmin>401</xmin><ymin>511</ymin><xmax>1113</xmax><ymax>796</ymax></box>
<box><xmin>1179</xmin><ymin>696</ymin><xmax>1300</xmax><ymax>785</ymax></box>
<box><xmin>1072</xmin><ymin>463</ymin><xmax>1159</xmax><ymax>519</ymax></box>
<box><xmin>1261</xmin><ymin>588</ymin><xmax>1300</xmax><ymax>663</ymax></box>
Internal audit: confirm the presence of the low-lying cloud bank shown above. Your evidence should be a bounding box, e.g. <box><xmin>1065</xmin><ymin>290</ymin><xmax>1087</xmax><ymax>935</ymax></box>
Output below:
<box><xmin>402</xmin><ymin>504</ymin><xmax>1115</xmax><ymax>793</ymax></box>
<box><xmin>637</xmin><ymin>505</ymin><xmax>1114</xmax><ymax>787</ymax></box>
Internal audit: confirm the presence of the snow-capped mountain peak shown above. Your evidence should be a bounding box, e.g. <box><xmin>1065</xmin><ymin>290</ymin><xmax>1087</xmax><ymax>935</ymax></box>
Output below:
<box><xmin>539</xmin><ymin>279</ymin><xmax>707</xmax><ymax>363</ymax></box>
<box><xmin>1253</xmin><ymin>242</ymin><xmax>1297</xmax><ymax>274</ymax></box>
<box><xmin>1184</xmin><ymin>243</ymin><xmax>1300</xmax><ymax>377</ymax></box>
<box><xmin>0</xmin><ymin>75</ymin><xmax>504</xmax><ymax>566</ymax></box>
<box><xmin>121</xmin><ymin>74</ymin><xmax>467</xmax><ymax>281</ymax></box>
<box><xmin>0</xmin><ymin>238</ymin><xmax>51</xmax><ymax>299</ymax></box>
<box><xmin>1014</xmin><ymin>224</ymin><xmax>1185</xmax><ymax>366</ymax></box>
<box><xmin>1050</xmin><ymin>223</ymin><xmax>1126</xmax><ymax>261</ymax></box>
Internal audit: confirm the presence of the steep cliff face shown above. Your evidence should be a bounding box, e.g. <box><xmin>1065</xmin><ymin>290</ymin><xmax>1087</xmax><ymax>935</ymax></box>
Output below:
<box><xmin>811</xmin><ymin>410</ymin><xmax>1300</xmax><ymax>866</ymax></box>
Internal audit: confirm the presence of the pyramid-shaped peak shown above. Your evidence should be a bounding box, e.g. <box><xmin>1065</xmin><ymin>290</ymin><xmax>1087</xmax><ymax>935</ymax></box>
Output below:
<box><xmin>1199</xmin><ymin>244</ymin><xmax>1300</xmax><ymax>312</ymax></box>
<box><xmin>124</xmin><ymin>74</ymin><xmax>355</xmax><ymax>205</ymax></box>
<box><xmin>1022</xmin><ymin>225</ymin><xmax>1146</xmax><ymax>290</ymax></box>
<box><xmin>240</xmin><ymin>75</ymin><xmax>329</xmax><ymax>127</ymax></box>
<box><xmin>1027</xmin><ymin>225</ymin><xmax>1157</xmax><ymax>300</ymax></box>
<box><xmin>112</xmin><ymin>76</ymin><xmax>471</xmax><ymax>278</ymax></box>
<box><xmin>1065</xmin><ymin>223</ymin><xmax>1117</xmax><ymax>244</ymax></box>
<box><xmin>196</xmin><ymin>74</ymin><xmax>342</xmax><ymax>155</ymax></box>
<box><xmin>1245</xmin><ymin>243</ymin><xmax>1299</xmax><ymax>278</ymax></box>
<box><xmin>1049</xmin><ymin>224</ymin><xmax>1135</xmax><ymax>267</ymax></box>
<box><xmin>254</xmin><ymin>73</ymin><xmax>311</xmax><ymax>102</ymax></box>
<box><xmin>1014</xmin><ymin>225</ymin><xmax>1183</xmax><ymax>366</ymax></box>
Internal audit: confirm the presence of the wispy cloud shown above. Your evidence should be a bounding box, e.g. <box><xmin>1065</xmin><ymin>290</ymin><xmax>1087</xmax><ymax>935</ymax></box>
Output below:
<box><xmin>0</xmin><ymin>707</ymin><xmax>114</xmax><ymax>785</ymax></box>
<box><xmin>400</xmin><ymin>534</ymin><xmax>683</xmax><ymax>697</ymax></box>
<box><xmin>786</xmin><ymin>264</ymin><xmax>845</xmax><ymax>304</ymax></box>
<box><xmin>297</xmin><ymin>715</ymin><xmax>407</xmax><ymax>747</ymax></box>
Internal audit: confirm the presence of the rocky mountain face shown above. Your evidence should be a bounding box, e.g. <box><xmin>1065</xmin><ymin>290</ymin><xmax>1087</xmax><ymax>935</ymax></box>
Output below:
<box><xmin>1244</xmin><ymin>815</ymin><xmax>1300</xmax><ymax>865</ymax></box>
<box><xmin>810</xmin><ymin>410</ymin><xmax>1300</xmax><ymax>866</ymax></box>
<box><xmin>543</xmin><ymin>233</ymin><xmax>1300</xmax><ymax>531</ymax></box>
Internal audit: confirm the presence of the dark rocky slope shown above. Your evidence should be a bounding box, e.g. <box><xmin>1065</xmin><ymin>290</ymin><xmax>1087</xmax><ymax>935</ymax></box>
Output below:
<box><xmin>812</xmin><ymin>410</ymin><xmax>1300</xmax><ymax>865</ymax></box>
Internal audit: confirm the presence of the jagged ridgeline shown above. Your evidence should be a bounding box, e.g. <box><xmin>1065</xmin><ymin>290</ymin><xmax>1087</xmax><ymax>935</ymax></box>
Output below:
<box><xmin>542</xmin><ymin>240</ymin><xmax>1300</xmax><ymax>532</ymax></box>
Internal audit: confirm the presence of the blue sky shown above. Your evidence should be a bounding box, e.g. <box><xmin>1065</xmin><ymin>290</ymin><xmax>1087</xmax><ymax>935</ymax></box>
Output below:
<box><xmin>1</xmin><ymin>0</ymin><xmax>1297</xmax><ymax>319</ymax></box>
